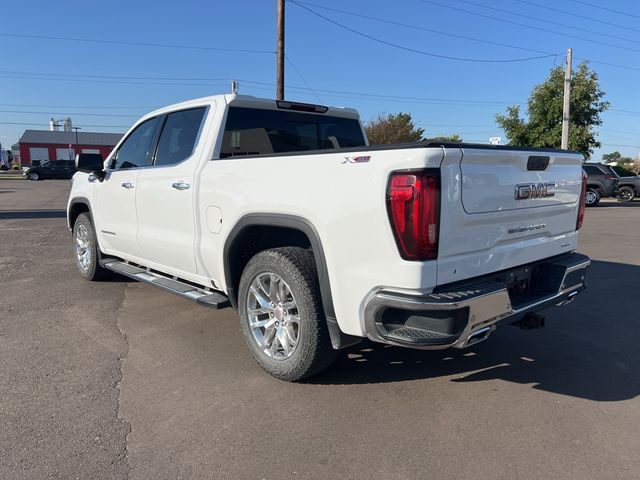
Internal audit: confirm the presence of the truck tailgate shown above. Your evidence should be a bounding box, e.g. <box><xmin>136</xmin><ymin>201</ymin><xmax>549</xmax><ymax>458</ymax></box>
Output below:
<box><xmin>437</xmin><ymin>147</ymin><xmax>584</xmax><ymax>286</ymax></box>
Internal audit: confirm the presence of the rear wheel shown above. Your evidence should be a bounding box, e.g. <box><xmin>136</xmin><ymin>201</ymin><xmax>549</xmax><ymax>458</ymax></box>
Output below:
<box><xmin>238</xmin><ymin>247</ymin><xmax>337</xmax><ymax>381</ymax></box>
<box><xmin>617</xmin><ymin>186</ymin><xmax>635</xmax><ymax>202</ymax></box>
<box><xmin>585</xmin><ymin>189</ymin><xmax>600</xmax><ymax>207</ymax></box>
<box><xmin>73</xmin><ymin>213</ymin><xmax>110</xmax><ymax>281</ymax></box>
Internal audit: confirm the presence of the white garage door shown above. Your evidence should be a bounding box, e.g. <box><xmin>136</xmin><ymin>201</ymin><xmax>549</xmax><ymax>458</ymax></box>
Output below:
<box><xmin>56</xmin><ymin>148</ymin><xmax>75</xmax><ymax>161</ymax></box>
<box><xmin>29</xmin><ymin>147</ymin><xmax>49</xmax><ymax>162</ymax></box>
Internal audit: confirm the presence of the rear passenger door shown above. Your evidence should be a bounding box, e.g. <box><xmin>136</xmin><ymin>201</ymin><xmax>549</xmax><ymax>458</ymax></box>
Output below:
<box><xmin>135</xmin><ymin>106</ymin><xmax>207</xmax><ymax>277</ymax></box>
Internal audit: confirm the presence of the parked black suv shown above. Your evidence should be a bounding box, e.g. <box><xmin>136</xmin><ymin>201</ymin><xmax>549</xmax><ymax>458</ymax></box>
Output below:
<box><xmin>616</xmin><ymin>175</ymin><xmax>640</xmax><ymax>202</ymax></box>
<box><xmin>582</xmin><ymin>163</ymin><xmax>619</xmax><ymax>207</ymax></box>
<box><xmin>24</xmin><ymin>160</ymin><xmax>76</xmax><ymax>181</ymax></box>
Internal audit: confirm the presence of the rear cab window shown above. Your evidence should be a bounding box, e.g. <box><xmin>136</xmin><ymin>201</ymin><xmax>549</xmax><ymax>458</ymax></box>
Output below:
<box><xmin>220</xmin><ymin>107</ymin><xmax>365</xmax><ymax>158</ymax></box>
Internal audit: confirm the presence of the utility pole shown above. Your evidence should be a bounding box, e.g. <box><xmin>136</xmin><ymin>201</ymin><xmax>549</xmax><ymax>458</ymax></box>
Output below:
<box><xmin>72</xmin><ymin>126</ymin><xmax>81</xmax><ymax>147</ymax></box>
<box><xmin>561</xmin><ymin>48</ymin><xmax>572</xmax><ymax>150</ymax></box>
<box><xmin>276</xmin><ymin>0</ymin><xmax>285</xmax><ymax>100</ymax></box>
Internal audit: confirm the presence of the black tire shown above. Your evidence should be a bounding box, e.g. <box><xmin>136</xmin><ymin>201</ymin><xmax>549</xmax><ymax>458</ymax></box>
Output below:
<box><xmin>72</xmin><ymin>213</ymin><xmax>110</xmax><ymax>281</ymax></box>
<box><xmin>585</xmin><ymin>188</ymin><xmax>600</xmax><ymax>207</ymax></box>
<box><xmin>617</xmin><ymin>186</ymin><xmax>635</xmax><ymax>202</ymax></box>
<box><xmin>28</xmin><ymin>172</ymin><xmax>39</xmax><ymax>181</ymax></box>
<box><xmin>238</xmin><ymin>247</ymin><xmax>338</xmax><ymax>381</ymax></box>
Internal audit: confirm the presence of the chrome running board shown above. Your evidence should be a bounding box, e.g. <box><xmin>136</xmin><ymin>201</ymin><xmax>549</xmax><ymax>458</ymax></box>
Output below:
<box><xmin>101</xmin><ymin>258</ymin><xmax>230</xmax><ymax>309</ymax></box>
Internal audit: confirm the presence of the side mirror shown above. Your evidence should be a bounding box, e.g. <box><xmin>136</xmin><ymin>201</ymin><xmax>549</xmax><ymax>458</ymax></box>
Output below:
<box><xmin>75</xmin><ymin>153</ymin><xmax>105</xmax><ymax>180</ymax></box>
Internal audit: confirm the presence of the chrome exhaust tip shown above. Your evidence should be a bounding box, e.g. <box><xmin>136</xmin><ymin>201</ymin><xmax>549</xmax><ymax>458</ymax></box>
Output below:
<box><xmin>465</xmin><ymin>325</ymin><xmax>494</xmax><ymax>347</ymax></box>
<box><xmin>555</xmin><ymin>290</ymin><xmax>579</xmax><ymax>307</ymax></box>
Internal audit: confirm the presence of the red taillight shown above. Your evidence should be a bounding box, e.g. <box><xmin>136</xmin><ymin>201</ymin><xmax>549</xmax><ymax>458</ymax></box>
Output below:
<box><xmin>387</xmin><ymin>171</ymin><xmax>440</xmax><ymax>260</ymax></box>
<box><xmin>577</xmin><ymin>170</ymin><xmax>587</xmax><ymax>230</ymax></box>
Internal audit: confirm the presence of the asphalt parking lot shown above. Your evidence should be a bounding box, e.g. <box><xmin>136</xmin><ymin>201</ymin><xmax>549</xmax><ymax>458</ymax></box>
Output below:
<box><xmin>1</xmin><ymin>179</ymin><xmax>639</xmax><ymax>480</ymax></box>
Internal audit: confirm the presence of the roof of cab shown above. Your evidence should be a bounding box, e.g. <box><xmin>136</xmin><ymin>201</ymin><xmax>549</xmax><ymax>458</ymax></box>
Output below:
<box><xmin>141</xmin><ymin>94</ymin><xmax>360</xmax><ymax>122</ymax></box>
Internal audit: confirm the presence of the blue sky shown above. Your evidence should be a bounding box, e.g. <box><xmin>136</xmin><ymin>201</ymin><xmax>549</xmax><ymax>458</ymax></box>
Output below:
<box><xmin>1</xmin><ymin>0</ymin><xmax>639</xmax><ymax>160</ymax></box>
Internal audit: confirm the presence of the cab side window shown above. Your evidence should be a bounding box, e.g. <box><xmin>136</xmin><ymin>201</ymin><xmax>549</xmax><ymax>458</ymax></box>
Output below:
<box><xmin>111</xmin><ymin>117</ymin><xmax>160</xmax><ymax>170</ymax></box>
<box><xmin>154</xmin><ymin>107</ymin><xmax>206</xmax><ymax>166</ymax></box>
<box><xmin>583</xmin><ymin>166</ymin><xmax>601</xmax><ymax>175</ymax></box>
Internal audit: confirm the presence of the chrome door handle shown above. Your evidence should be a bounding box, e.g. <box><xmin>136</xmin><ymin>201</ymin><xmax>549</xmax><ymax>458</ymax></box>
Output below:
<box><xmin>172</xmin><ymin>181</ymin><xmax>190</xmax><ymax>190</ymax></box>
<box><xmin>121</xmin><ymin>181</ymin><xmax>135</xmax><ymax>189</ymax></box>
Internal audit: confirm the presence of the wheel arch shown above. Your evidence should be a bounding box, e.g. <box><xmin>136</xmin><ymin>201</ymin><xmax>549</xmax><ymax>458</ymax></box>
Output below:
<box><xmin>67</xmin><ymin>197</ymin><xmax>93</xmax><ymax>231</ymax></box>
<box><xmin>586</xmin><ymin>183</ymin><xmax>603</xmax><ymax>194</ymax></box>
<box><xmin>223</xmin><ymin>213</ymin><xmax>360</xmax><ymax>350</ymax></box>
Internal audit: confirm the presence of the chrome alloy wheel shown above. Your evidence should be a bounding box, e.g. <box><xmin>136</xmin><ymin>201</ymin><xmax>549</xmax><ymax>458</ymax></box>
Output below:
<box><xmin>246</xmin><ymin>272</ymin><xmax>300</xmax><ymax>360</ymax></box>
<box><xmin>75</xmin><ymin>224</ymin><xmax>91</xmax><ymax>271</ymax></box>
<box><xmin>585</xmin><ymin>190</ymin><xmax>597</xmax><ymax>205</ymax></box>
<box><xmin>619</xmin><ymin>188</ymin><xmax>634</xmax><ymax>201</ymax></box>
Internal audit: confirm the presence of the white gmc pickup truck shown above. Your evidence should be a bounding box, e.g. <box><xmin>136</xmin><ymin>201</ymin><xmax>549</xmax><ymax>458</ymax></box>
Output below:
<box><xmin>68</xmin><ymin>94</ymin><xmax>590</xmax><ymax>381</ymax></box>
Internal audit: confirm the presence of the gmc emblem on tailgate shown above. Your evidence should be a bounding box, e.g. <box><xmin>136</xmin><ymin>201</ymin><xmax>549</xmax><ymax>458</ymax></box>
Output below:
<box><xmin>514</xmin><ymin>182</ymin><xmax>556</xmax><ymax>200</ymax></box>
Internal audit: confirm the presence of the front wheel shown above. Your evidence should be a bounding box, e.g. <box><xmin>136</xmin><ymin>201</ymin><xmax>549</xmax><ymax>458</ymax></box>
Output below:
<box><xmin>617</xmin><ymin>186</ymin><xmax>635</xmax><ymax>202</ymax></box>
<box><xmin>28</xmin><ymin>172</ymin><xmax>39</xmax><ymax>181</ymax></box>
<box><xmin>72</xmin><ymin>213</ymin><xmax>110</xmax><ymax>281</ymax></box>
<box><xmin>585</xmin><ymin>189</ymin><xmax>600</xmax><ymax>207</ymax></box>
<box><xmin>238</xmin><ymin>247</ymin><xmax>338</xmax><ymax>381</ymax></box>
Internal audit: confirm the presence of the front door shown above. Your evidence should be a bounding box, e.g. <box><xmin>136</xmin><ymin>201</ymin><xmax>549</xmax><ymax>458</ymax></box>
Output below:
<box><xmin>135</xmin><ymin>107</ymin><xmax>207</xmax><ymax>276</ymax></box>
<box><xmin>93</xmin><ymin>116</ymin><xmax>161</xmax><ymax>259</ymax></box>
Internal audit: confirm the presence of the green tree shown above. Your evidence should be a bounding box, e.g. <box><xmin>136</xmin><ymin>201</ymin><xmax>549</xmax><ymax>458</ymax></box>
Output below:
<box><xmin>603</xmin><ymin>151</ymin><xmax>640</xmax><ymax>175</ymax></box>
<box><xmin>602</xmin><ymin>151</ymin><xmax>623</xmax><ymax>163</ymax></box>
<box><xmin>495</xmin><ymin>61</ymin><xmax>609</xmax><ymax>159</ymax></box>
<box><xmin>427</xmin><ymin>134</ymin><xmax>463</xmax><ymax>142</ymax></box>
<box><xmin>365</xmin><ymin>113</ymin><xmax>424</xmax><ymax>145</ymax></box>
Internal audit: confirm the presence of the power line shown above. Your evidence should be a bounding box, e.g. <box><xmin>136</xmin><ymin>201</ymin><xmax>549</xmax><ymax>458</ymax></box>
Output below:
<box><xmin>0</xmin><ymin>73</ymin><xmax>234</xmax><ymax>88</ymax></box>
<box><xmin>0</xmin><ymin>32</ymin><xmax>273</xmax><ymax>54</ymax></box>
<box><xmin>0</xmin><ymin>68</ymin><xmax>523</xmax><ymax>105</ymax></box>
<box><xmin>290</xmin><ymin>1</ymin><xmax>557</xmax><ymax>63</ymax></box>
<box><xmin>0</xmin><ymin>69</ymin><xmax>237</xmax><ymax>82</ymax></box>
<box><xmin>284</xmin><ymin>55</ymin><xmax>322</xmax><ymax>103</ymax></box>
<box><xmin>574</xmin><ymin>57</ymin><xmax>640</xmax><ymax>73</ymax></box>
<box><xmin>567</xmin><ymin>0</ymin><xmax>640</xmax><ymax>21</ymax></box>
<box><xmin>601</xmin><ymin>142</ymin><xmax>640</xmax><ymax>148</ymax></box>
<box><xmin>0</xmin><ymin>121</ymin><xmax>128</xmax><ymax>128</ymax></box>
<box><xmin>0</xmin><ymin>103</ymin><xmax>154</xmax><ymax>110</ymax></box>
<box><xmin>600</xmin><ymin>132</ymin><xmax>640</xmax><ymax>141</ymax></box>
<box><xmin>0</xmin><ymin>109</ymin><xmax>139</xmax><ymax>118</ymax></box>
<box><xmin>600</xmin><ymin>128</ymin><xmax>640</xmax><ymax>137</ymax></box>
<box><xmin>515</xmin><ymin>0</ymin><xmax>638</xmax><ymax>32</ymax></box>
<box><xmin>608</xmin><ymin>109</ymin><xmax>640</xmax><ymax>117</ymax></box>
<box><xmin>294</xmin><ymin>1</ymin><xmax>640</xmax><ymax>74</ymax></box>
<box><xmin>293</xmin><ymin>1</ymin><xmax>554</xmax><ymax>56</ymax></box>
<box><xmin>456</xmin><ymin>0</ymin><xmax>640</xmax><ymax>47</ymax></box>
<box><xmin>417</xmin><ymin>0</ymin><xmax>640</xmax><ymax>55</ymax></box>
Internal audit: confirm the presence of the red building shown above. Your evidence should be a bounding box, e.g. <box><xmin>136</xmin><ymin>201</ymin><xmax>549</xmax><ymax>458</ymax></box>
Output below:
<box><xmin>18</xmin><ymin>130</ymin><xmax>123</xmax><ymax>166</ymax></box>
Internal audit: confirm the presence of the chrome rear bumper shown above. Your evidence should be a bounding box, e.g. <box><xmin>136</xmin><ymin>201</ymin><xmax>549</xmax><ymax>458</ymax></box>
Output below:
<box><xmin>364</xmin><ymin>253</ymin><xmax>590</xmax><ymax>349</ymax></box>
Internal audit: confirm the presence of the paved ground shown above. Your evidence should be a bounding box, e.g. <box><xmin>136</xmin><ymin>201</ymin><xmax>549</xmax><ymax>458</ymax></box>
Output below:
<box><xmin>1</xmin><ymin>179</ymin><xmax>639</xmax><ymax>479</ymax></box>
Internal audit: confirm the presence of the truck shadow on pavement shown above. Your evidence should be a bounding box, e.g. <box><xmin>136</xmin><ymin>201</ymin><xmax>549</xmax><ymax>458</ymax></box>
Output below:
<box><xmin>311</xmin><ymin>260</ymin><xmax>640</xmax><ymax>402</ymax></box>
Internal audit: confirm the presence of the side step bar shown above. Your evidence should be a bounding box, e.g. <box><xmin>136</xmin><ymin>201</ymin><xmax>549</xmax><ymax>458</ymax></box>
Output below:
<box><xmin>101</xmin><ymin>258</ymin><xmax>230</xmax><ymax>309</ymax></box>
